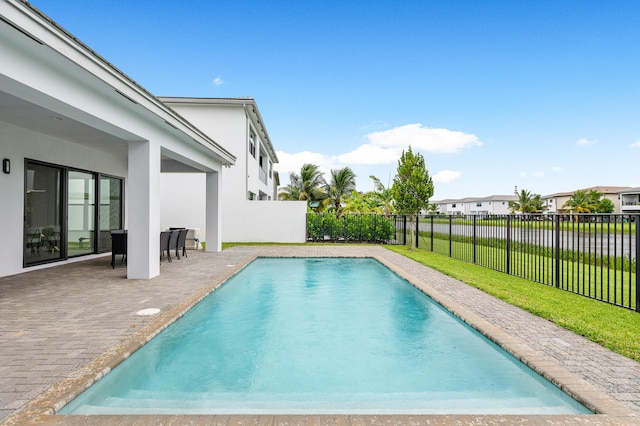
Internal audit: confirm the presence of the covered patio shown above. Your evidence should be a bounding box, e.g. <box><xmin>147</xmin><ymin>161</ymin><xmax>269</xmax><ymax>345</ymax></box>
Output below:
<box><xmin>1</xmin><ymin>246</ymin><xmax>639</xmax><ymax>425</ymax></box>
<box><xmin>0</xmin><ymin>1</ymin><xmax>235</xmax><ymax>280</ymax></box>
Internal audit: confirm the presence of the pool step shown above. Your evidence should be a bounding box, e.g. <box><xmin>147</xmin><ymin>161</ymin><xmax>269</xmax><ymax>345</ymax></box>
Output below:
<box><xmin>68</xmin><ymin>389</ymin><xmax>583</xmax><ymax>415</ymax></box>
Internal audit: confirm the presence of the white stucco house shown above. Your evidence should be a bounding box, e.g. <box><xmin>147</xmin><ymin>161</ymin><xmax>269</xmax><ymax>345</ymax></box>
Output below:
<box><xmin>618</xmin><ymin>187</ymin><xmax>640</xmax><ymax>214</ymax></box>
<box><xmin>0</xmin><ymin>1</ymin><xmax>235</xmax><ymax>279</ymax></box>
<box><xmin>432</xmin><ymin>195</ymin><xmax>517</xmax><ymax>215</ymax></box>
<box><xmin>157</xmin><ymin>97</ymin><xmax>306</xmax><ymax>243</ymax></box>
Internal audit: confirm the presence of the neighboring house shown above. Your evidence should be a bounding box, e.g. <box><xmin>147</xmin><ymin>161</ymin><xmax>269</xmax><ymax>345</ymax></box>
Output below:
<box><xmin>542</xmin><ymin>186</ymin><xmax>631</xmax><ymax>214</ymax></box>
<box><xmin>0</xmin><ymin>2</ymin><xmax>235</xmax><ymax>279</ymax></box>
<box><xmin>619</xmin><ymin>187</ymin><xmax>640</xmax><ymax>214</ymax></box>
<box><xmin>432</xmin><ymin>195</ymin><xmax>517</xmax><ymax>215</ymax></box>
<box><xmin>157</xmin><ymin>97</ymin><xmax>306</xmax><ymax>243</ymax></box>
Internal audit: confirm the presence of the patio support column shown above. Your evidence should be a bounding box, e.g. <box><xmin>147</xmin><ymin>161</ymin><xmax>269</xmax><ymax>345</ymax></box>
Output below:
<box><xmin>127</xmin><ymin>140</ymin><xmax>161</xmax><ymax>279</ymax></box>
<box><xmin>205</xmin><ymin>171</ymin><xmax>222</xmax><ymax>252</ymax></box>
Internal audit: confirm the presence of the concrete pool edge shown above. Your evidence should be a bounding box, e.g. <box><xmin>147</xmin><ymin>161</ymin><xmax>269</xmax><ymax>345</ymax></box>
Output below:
<box><xmin>3</xmin><ymin>248</ymin><xmax>639</xmax><ymax>425</ymax></box>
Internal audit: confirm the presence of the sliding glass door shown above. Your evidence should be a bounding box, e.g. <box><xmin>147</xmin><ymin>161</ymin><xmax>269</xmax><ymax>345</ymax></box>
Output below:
<box><xmin>24</xmin><ymin>160</ymin><xmax>124</xmax><ymax>266</ymax></box>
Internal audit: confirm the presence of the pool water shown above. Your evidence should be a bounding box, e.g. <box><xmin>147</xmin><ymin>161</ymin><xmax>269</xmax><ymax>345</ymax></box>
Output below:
<box><xmin>61</xmin><ymin>257</ymin><xmax>591</xmax><ymax>414</ymax></box>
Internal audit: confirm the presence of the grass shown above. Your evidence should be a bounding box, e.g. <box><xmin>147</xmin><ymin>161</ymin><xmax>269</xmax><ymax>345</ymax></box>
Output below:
<box><xmin>385</xmin><ymin>244</ymin><xmax>640</xmax><ymax>363</ymax></box>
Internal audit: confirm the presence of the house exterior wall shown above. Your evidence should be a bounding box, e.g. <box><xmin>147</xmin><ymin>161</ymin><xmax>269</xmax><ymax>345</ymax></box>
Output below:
<box><xmin>0</xmin><ymin>122</ymin><xmax>128</xmax><ymax>277</ymax></box>
<box><xmin>160</xmin><ymin>99</ymin><xmax>293</xmax><ymax>243</ymax></box>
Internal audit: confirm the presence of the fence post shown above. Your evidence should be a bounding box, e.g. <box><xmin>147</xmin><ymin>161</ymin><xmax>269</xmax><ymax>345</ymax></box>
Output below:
<box><xmin>636</xmin><ymin>215</ymin><xmax>640</xmax><ymax>312</ymax></box>
<box><xmin>555</xmin><ymin>214</ymin><xmax>561</xmax><ymax>288</ymax></box>
<box><xmin>473</xmin><ymin>215</ymin><xmax>477</xmax><ymax>264</ymax></box>
<box><xmin>449</xmin><ymin>215</ymin><xmax>453</xmax><ymax>257</ymax></box>
<box><xmin>430</xmin><ymin>215</ymin><xmax>434</xmax><ymax>252</ymax></box>
<box><xmin>506</xmin><ymin>215</ymin><xmax>511</xmax><ymax>274</ymax></box>
<box><xmin>416</xmin><ymin>216</ymin><xmax>419</xmax><ymax>248</ymax></box>
<box><xmin>403</xmin><ymin>215</ymin><xmax>407</xmax><ymax>246</ymax></box>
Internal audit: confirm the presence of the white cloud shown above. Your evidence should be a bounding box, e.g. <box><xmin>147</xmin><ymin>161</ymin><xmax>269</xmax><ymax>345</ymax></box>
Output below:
<box><xmin>630</xmin><ymin>140</ymin><xmax>640</xmax><ymax>148</ymax></box>
<box><xmin>432</xmin><ymin>170</ymin><xmax>461</xmax><ymax>183</ymax></box>
<box><xmin>519</xmin><ymin>171</ymin><xmax>528</xmax><ymax>177</ymax></box>
<box><xmin>532</xmin><ymin>171</ymin><xmax>544</xmax><ymax>178</ymax></box>
<box><xmin>576</xmin><ymin>137</ymin><xmax>595</xmax><ymax>146</ymax></box>
<box><xmin>366</xmin><ymin>123</ymin><xmax>483</xmax><ymax>154</ymax></box>
<box><xmin>552</xmin><ymin>166</ymin><xmax>563</xmax><ymax>172</ymax></box>
<box><xmin>275</xmin><ymin>150</ymin><xmax>339</xmax><ymax>179</ymax></box>
<box><xmin>336</xmin><ymin>123</ymin><xmax>483</xmax><ymax>165</ymax></box>
<box><xmin>337</xmin><ymin>144</ymin><xmax>399</xmax><ymax>165</ymax></box>
<box><xmin>211</xmin><ymin>76</ymin><xmax>224</xmax><ymax>86</ymax></box>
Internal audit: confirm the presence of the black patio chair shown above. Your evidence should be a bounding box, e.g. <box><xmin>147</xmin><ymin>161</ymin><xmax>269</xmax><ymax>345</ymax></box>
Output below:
<box><xmin>167</xmin><ymin>229</ymin><xmax>180</xmax><ymax>262</ymax></box>
<box><xmin>176</xmin><ymin>228</ymin><xmax>188</xmax><ymax>257</ymax></box>
<box><xmin>110</xmin><ymin>230</ymin><xmax>127</xmax><ymax>268</ymax></box>
<box><xmin>160</xmin><ymin>230</ymin><xmax>172</xmax><ymax>263</ymax></box>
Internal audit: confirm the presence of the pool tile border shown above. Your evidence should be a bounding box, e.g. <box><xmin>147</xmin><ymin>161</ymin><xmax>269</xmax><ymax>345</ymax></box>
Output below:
<box><xmin>3</xmin><ymin>246</ymin><xmax>640</xmax><ymax>425</ymax></box>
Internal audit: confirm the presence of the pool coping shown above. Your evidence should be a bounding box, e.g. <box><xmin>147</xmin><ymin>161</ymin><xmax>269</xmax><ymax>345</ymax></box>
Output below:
<box><xmin>3</xmin><ymin>249</ymin><xmax>639</xmax><ymax>425</ymax></box>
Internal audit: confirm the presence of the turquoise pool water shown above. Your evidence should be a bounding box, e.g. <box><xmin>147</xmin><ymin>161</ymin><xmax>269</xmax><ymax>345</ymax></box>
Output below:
<box><xmin>62</xmin><ymin>257</ymin><xmax>591</xmax><ymax>414</ymax></box>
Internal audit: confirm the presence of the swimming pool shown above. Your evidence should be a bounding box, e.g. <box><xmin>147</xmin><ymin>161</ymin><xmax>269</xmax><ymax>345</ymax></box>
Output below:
<box><xmin>61</xmin><ymin>257</ymin><xmax>591</xmax><ymax>415</ymax></box>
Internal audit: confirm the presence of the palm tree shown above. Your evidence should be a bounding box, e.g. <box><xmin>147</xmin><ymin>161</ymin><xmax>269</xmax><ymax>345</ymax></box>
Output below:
<box><xmin>325</xmin><ymin>167</ymin><xmax>356</xmax><ymax>214</ymax></box>
<box><xmin>563</xmin><ymin>189</ymin><xmax>597</xmax><ymax>213</ymax></box>
<box><xmin>529</xmin><ymin>194</ymin><xmax>546</xmax><ymax>213</ymax></box>
<box><xmin>278</xmin><ymin>163</ymin><xmax>327</xmax><ymax>210</ymax></box>
<box><xmin>509</xmin><ymin>189</ymin><xmax>532</xmax><ymax>213</ymax></box>
<box><xmin>369</xmin><ymin>175</ymin><xmax>395</xmax><ymax>216</ymax></box>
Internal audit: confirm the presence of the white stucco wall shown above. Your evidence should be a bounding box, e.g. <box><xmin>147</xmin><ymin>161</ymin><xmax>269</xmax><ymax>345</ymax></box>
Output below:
<box><xmin>223</xmin><ymin>200</ymin><xmax>307</xmax><ymax>243</ymax></box>
<box><xmin>159</xmin><ymin>174</ymin><xmax>306</xmax><ymax>243</ymax></box>
<box><xmin>160</xmin><ymin>173</ymin><xmax>206</xmax><ymax>232</ymax></box>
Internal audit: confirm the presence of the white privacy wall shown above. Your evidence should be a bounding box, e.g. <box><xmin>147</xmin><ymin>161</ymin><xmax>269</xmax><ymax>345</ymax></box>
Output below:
<box><xmin>160</xmin><ymin>174</ymin><xmax>307</xmax><ymax>243</ymax></box>
<box><xmin>222</xmin><ymin>200</ymin><xmax>307</xmax><ymax>243</ymax></box>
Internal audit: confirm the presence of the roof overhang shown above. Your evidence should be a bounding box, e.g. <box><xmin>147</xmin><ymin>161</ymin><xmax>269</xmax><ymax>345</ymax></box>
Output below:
<box><xmin>158</xmin><ymin>97</ymin><xmax>278</xmax><ymax>164</ymax></box>
<box><xmin>0</xmin><ymin>0</ymin><xmax>235</xmax><ymax>167</ymax></box>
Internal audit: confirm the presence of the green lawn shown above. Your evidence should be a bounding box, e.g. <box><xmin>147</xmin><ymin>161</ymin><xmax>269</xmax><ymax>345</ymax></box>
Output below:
<box><xmin>385</xmin><ymin>244</ymin><xmax>640</xmax><ymax>363</ymax></box>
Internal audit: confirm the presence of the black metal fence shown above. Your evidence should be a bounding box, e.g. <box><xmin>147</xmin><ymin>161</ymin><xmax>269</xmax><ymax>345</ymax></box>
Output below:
<box><xmin>393</xmin><ymin>214</ymin><xmax>639</xmax><ymax>312</ymax></box>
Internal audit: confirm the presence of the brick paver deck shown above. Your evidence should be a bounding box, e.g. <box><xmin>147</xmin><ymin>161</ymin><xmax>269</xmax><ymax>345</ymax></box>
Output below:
<box><xmin>1</xmin><ymin>246</ymin><xmax>640</xmax><ymax>425</ymax></box>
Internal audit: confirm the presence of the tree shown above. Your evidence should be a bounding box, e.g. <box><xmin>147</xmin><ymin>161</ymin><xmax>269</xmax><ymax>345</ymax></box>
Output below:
<box><xmin>509</xmin><ymin>189</ymin><xmax>532</xmax><ymax>213</ymax></box>
<box><xmin>595</xmin><ymin>198</ymin><xmax>615</xmax><ymax>213</ymax></box>
<box><xmin>342</xmin><ymin>190</ymin><xmax>380</xmax><ymax>214</ymax></box>
<box><xmin>278</xmin><ymin>163</ymin><xmax>327</xmax><ymax>211</ymax></box>
<box><xmin>369</xmin><ymin>175</ymin><xmax>395</xmax><ymax>216</ymax></box>
<box><xmin>391</xmin><ymin>146</ymin><xmax>434</xmax><ymax>250</ymax></box>
<box><xmin>325</xmin><ymin>167</ymin><xmax>357</xmax><ymax>214</ymax></box>
<box><xmin>509</xmin><ymin>189</ymin><xmax>545</xmax><ymax>214</ymax></box>
<box><xmin>563</xmin><ymin>189</ymin><xmax>600</xmax><ymax>213</ymax></box>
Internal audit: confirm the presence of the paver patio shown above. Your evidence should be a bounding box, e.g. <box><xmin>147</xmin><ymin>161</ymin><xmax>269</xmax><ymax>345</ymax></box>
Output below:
<box><xmin>1</xmin><ymin>245</ymin><xmax>640</xmax><ymax>425</ymax></box>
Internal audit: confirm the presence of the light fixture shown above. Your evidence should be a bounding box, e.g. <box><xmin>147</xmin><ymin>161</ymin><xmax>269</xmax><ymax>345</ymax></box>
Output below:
<box><xmin>2</xmin><ymin>158</ymin><xmax>9</xmax><ymax>174</ymax></box>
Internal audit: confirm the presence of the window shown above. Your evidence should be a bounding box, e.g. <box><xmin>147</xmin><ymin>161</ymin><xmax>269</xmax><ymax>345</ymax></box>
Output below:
<box><xmin>451</xmin><ymin>203</ymin><xmax>456</xmax><ymax>208</ymax></box>
<box><xmin>476</xmin><ymin>202</ymin><xmax>482</xmax><ymax>207</ymax></box>
<box><xmin>269</xmin><ymin>161</ymin><xmax>273</xmax><ymax>178</ymax></box>
<box><xmin>248</xmin><ymin>191</ymin><xmax>255</xmax><ymax>200</ymax></box>
<box><xmin>24</xmin><ymin>159</ymin><xmax>123</xmax><ymax>266</ymax></box>
<box><xmin>249</xmin><ymin>129</ymin><xmax>256</xmax><ymax>158</ymax></box>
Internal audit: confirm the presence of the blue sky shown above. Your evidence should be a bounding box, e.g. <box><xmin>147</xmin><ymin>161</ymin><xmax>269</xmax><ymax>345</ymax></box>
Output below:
<box><xmin>30</xmin><ymin>0</ymin><xmax>640</xmax><ymax>199</ymax></box>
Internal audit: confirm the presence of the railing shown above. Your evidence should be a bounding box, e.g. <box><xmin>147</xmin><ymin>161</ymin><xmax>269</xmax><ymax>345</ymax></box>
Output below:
<box><xmin>392</xmin><ymin>214</ymin><xmax>639</xmax><ymax>312</ymax></box>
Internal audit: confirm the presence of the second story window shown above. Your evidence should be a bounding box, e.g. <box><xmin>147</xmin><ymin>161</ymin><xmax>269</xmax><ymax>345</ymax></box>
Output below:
<box><xmin>249</xmin><ymin>129</ymin><xmax>256</xmax><ymax>158</ymax></box>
